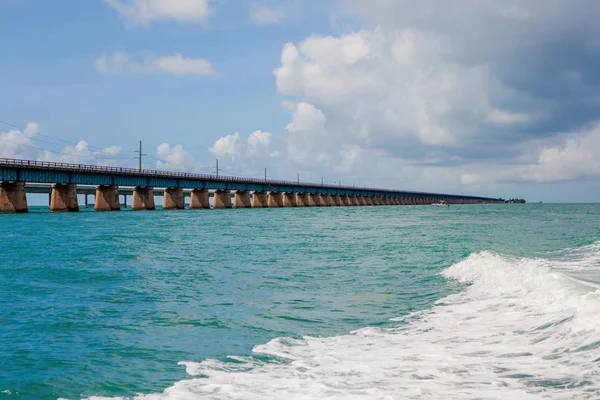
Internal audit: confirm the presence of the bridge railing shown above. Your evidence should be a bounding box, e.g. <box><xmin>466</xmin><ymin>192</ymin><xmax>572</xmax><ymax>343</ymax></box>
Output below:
<box><xmin>0</xmin><ymin>157</ymin><xmax>502</xmax><ymax>200</ymax></box>
<box><xmin>0</xmin><ymin>157</ymin><xmax>378</xmax><ymax>190</ymax></box>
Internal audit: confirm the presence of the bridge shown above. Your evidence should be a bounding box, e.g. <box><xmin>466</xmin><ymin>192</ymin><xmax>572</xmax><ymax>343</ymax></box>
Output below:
<box><xmin>0</xmin><ymin>158</ymin><xmax>504</xmax><ymax>213</ymax></box>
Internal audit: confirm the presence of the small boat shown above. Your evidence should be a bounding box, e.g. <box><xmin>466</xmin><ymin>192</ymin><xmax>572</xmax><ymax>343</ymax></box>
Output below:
<box><xmin>431</xmin><ymin>200</ymin><xmax>449</xmax><ymax>207</ymax></box>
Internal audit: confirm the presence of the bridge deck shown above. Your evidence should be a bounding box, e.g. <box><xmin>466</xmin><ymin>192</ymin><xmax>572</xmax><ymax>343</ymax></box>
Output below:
<box><xmin>0</xmin><ymin>158</ymin><xmax>503</xmax><ymax>201</ymax></box>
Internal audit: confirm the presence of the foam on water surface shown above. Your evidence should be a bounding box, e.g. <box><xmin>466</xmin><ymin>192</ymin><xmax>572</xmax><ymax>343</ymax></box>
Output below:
<box><xmin>85</xmin><ymin>245</ymin><xmax>600</xmax><ymax>400</ymax></box>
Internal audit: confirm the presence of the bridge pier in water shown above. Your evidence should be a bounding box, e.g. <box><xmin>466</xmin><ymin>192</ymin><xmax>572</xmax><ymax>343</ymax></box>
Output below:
<box><xmin>252</xmin><ymin>191</ymin><xmax>268</xmax><ymax>208</ymax></box>
<box><xmin>190</xmin><ymin>189</ymin><xmax>210</xmax><ymax>209</ymax></box>
<box><xmin>0</xmin><ymin>182</ymin><xmax>28</xmax><ymax>213</ymax></box>
<box><xmin>132</xmin><ymin>187</ymin><xmax>155</xmax><ymax>211</ymax></box>
<box><xmin>95</xmin><ymin>185</ymin><xmax>120</xmax><ymax>211</ymax></box>
<box><xmin>296</xmin><ymin>193</ymin><xmax>308</xmax><ymax>207</ymax></box>
<box><xmin>163</xmin><ymin>188</ymin><xmax>184</xmax><ymax>210</ymax></box>
<box><xmin>268</xmin><ymin>192</ymin><xmax>283</xmax><ymax>208</ymax></box>
<box><xmin>282</xmin><ymin>192</ymin><xmax>297</xmax><ymax>207</ymax></box>
<box><xmin>234</xmin><ymin>191</ymin><xmax>251</xmax><ymax>208</ymax></box>
<box><xmin>213</xmin><ymin>190</ymin><xmax>231</xmax><ymax>209</ymax></box>
<box><xmin>333</xmin><ymin>194</ymin><xmax>342</xmax><ymax>206</ymax></box>
<box><xmin>50</xmin><ymin>184</ymin><xmax>78</xmax><ymax>212</ymax></box>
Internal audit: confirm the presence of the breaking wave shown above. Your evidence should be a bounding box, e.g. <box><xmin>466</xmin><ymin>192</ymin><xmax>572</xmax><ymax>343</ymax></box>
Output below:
<box><xmin>84</xmin><ymin>244</ymin><xmax>600</xmax><ymax>400</ymax></box>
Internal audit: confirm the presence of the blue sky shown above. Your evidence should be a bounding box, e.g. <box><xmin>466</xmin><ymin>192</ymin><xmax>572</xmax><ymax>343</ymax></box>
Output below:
<box><xmin>2</xmin><ymin>0</ymin><xmax>600</xmax><ymax>202</ymax></box>
<box><xmin>0</xmin><ymin>0</ymin><xmax>331</xmax><ymax>155</ymax></box>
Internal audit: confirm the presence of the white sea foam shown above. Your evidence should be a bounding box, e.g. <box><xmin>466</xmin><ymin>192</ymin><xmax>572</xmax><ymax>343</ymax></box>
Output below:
<box><xmin>86</xmin><ymin>246</ymin><xmax>600</xmax><ymax>400</ymax></box>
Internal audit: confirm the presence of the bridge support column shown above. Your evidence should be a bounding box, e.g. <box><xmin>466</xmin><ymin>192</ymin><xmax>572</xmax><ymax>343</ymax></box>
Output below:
<box><xmin>163</xmin><ymin>188</ymin><xmax>184</xmax><ymax>210</ymax></box>
<box><xmin>163</xmin><ymin>188</ymin><xmax>185</xmax><ymax>210</ymax></box>
<box><xmin>214</xmin><ymin>190</ymin><xmax>232</xmax><ymax>209</ymax></box>
<box><xmin>308</xmin><ymin>193</ymin><xmax>320</xmax><ymax>207</ymax></box>
<box><xmin>50</xmin><ymin>184</ymin><xmax>79</xmax><ymax>212</ymax></box>
<box><xmin>234</xmin><ymin>191</ymin><xmax>251</xmax><ymax>208</ymax></box>
<box><xmin>189</xmin><ymin>189</ymin><xmax>209</xmax><ymax>209</ymax></box>
<box><xmin>95</xmin><ymin>185</ymin><xmax>120</xmax><ymax>211</ymax></box>
<box><xmin>320</xmin><ymin>194</ymin><xmax>332</xmax><ymax>206</ymax></box>
<box><xmin>350</xmin><ymin>195</ymin><xmax>358</xmax><ymax>206</ymax></box>
<box><xmin>295</xmin><ymin>193</ymin><xmax>308</xmax><ymax>207</ymax></box>
<box><xmin>332</xmin><ymin>194</ymin><xmax>342</xmax><ymax>206</ymax></box>
<box><xmin>132</xmin><ymin>187</ymin><xmax>155</xmax><ymax>210</ymax></box>
<box><xmin>315</xmin><ymin>194</ymin><xmax>326</xmax><ymax>206</ymax></box>
<box><xmin>268</xmin><ymin>192</ymin><xmax>283</xmax><ymax>208</ymax></box>
<box><xmin>282</xmin><ymin>192</ymin><xmax>297</xmax><ymax>207</ymax></box>
<box><xmin>340</xmin><ymin>195</ymin><xmax>350</xmax><ymax>206</ymax></box>
<box><xmin>0</xmin><ymin>182</ymin><xmax>28</xmax><ymax>213</ymax></box>
<box><xmin>358</xmin><ymin>195</ymin><xmax>367</xmax><ymax>206</ymax></box>
<box><xmin>252</xmin><ymin>191</ymin><xmax>268</xmax><ymax>208</ymax></box>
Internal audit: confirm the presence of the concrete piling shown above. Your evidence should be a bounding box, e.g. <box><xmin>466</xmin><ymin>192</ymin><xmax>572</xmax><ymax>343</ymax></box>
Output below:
<box><xmin>163</xmin><ymin>188</ymin><xmax>184</xmax><ymax>210</ymax></box>
<box><xmin>333</xmin><ymin>194</ymin><xmax>343</xmax><ymax>206</ymax></box>
<box><xmin>213</xmin><ymin>190</ymin><xmax>232</xmax><ymax>209</ymax></box>
<box><xmin>252</xmin><ymin>191</ymin><xmax>268</xmax><ymax>208</ymax></box>
<box><xmin>50</xmin><ymin>184</ymin><xmax>79</xmax><ymax>212</ymax></box>
<box><xmin>295</xmin><ymin>193</ymin><xmax>308</xmax><ymax>207</ymax></box>
<box><xmin>308</xmin><ymin>193</ymin><xmax>320</xmax><ymax>207</ymax></box>
<box><xmin>0</xmin><ymin>182</ymin><xmax>28</xmax><ymax>213</ymax></box>
<box><xmin>283</xmin><ymin>192</ymin><xmax>297</xmax><ymax>207</ymax></box>
<box><xmin>95</xmin><ymin>185</ymin><xmax>120</xmax><ymax>211</ymax></box>
<box><xmin>190</xmin><ymin>189</ymin><xmax>210</xmax><ymax>209</ymax></box>
<box><xmin>234</xmin><ymin>191</ymin><xmax>251</xmax><ymax>208</ymax></box>
<box><xmin>132</xmin><ymin>187</ymin><xmax>155</xmax><ymax>210</ymax></box>
<box><xmin>268</xmin><ymin>192</ymin><xmax>283</xmax><ymax>208</ymax></box>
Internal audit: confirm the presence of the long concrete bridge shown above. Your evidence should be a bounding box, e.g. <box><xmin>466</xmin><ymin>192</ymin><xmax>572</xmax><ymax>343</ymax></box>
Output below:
<box><xmin>0</xmin><ymin>158</ymin><xmax>504</xmax><ymax>213</ymax></box>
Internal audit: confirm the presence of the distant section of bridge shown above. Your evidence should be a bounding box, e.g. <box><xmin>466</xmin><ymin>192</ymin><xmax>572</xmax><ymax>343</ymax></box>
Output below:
<box><xmin>0</xmin><ymin>158</ymin><xmax>504</xmax><ymax>213</ymax></box>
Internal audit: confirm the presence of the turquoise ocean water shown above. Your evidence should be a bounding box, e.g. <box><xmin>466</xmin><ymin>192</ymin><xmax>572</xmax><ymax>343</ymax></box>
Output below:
<box><xmin>2</xmin><ymin>204</ymin><xmax>600</xmax><ymax>399</ymax></box>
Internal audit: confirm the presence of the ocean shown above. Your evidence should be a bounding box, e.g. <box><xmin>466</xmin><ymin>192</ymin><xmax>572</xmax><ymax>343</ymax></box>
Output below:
<box><xmin>1</xmin><ymin>203</ymin><xmax>600</xmax><ymax>399</ymax></box>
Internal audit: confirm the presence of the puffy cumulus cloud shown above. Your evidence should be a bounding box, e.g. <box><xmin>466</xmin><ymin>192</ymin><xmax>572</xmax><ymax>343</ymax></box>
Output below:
<box><xmin>156</xmin><ymin>143</ymin><xmax>203</xmax><ymax>172</ymax></box>
<box><xmin>104</xmin><ymin>0</ymin><xmax>211</xmax><ymax>25</ymax></box>
<box><xmin>251</xmin><ymin>2</ymin><xmax>286</xmax><ymax>25</ymax></box>
<box><xmin>95</xmin><ymin>52</ymin><xmax>215</xmax><ymax>76</ymax></box>
<box><xmin>268</xmin><ymin>0</ymin><xmax>600</xmax><ymax>196</ymax></box>
<box><xmin>0</xmin><ymin>122</ymin><xmax>41</xmax><ymax>159</ymax></box>
<box><xmin>462</xmin><ymin>122</ymin><xmax>600</xmax><ymax>184</ymax></box>
<box><xmin>209</xmin><ymin>130</ymin><xmax>278</xmax><ymax>178</ymax></box>
<box><xmin>210</xmin><ymin>130</ymin><xmax>275</xmax><ymax>159</ymax></box>
<box><xmin>0</xmin><ymin>123</ymin><xmax>127</xmax><ymax>166</ymax></box>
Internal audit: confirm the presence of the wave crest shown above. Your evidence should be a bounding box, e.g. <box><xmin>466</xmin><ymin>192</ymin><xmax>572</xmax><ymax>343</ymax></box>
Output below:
<box><xmin>87</xmin><ymin>246</ymin><xmax>600</xmax><ymax>400</ymax></box>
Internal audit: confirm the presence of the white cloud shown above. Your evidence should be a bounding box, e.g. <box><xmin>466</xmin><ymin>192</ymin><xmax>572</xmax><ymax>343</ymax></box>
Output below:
<box><xmin>0</xmin><ymin>123</ymin><xmax>40</xmax><ymax>160</ymax></box>
<box><xmin>462</xmin><ymin>122</ymin><xmax>600</xmax><ymax>184</ymax></box>
<box><xmin>251</xmin><ymin>3</ymin><xmax>285</xmax><ymax>25</ymax></box>
<box><xmin>0</xmin><ymin>123</ymin><xmax>128</xmax><ymax>166</ymax></box>
<box><xmin>488</xmin><ymin>109</ymin><xmax>534</xmax><ymax>125</ymax></box>
<box><xmin>209</xmin><ymin>130</ymin><xmax>277</xmax><ymax>178</ymax></box>
<box><xmin>95</xmin><ymin>52</ymin><xmax>215</xmax><ymax>76</ymax></box>
<box><xmin>210</xmin><ymin>132</ymin><xmax>241</xmax><ymax>158</ymax></box>
<box><xmin>104</xmin><ymin>0</ymin><xmax>211</xmax><ymax>25</ymax></box>
<box><xmin>259</xmin><ymin>0</ymin><xmax>600</xmax><ymax>197</ymax></box>
<box><xmin>156</xmin><ymin>143</ymin><xmax>203</xmax><ymax>172</ymax></box>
